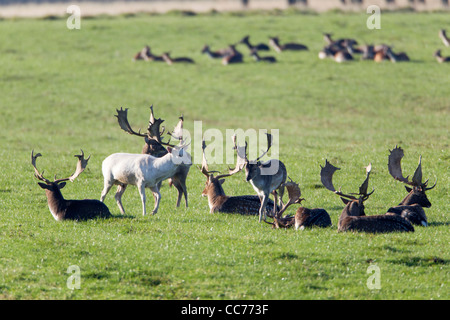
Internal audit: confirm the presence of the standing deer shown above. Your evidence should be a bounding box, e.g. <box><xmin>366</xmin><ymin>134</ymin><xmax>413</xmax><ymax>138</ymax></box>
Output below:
<box><xmin>434</xmin><ymin>49</ymin><xmax>450</xmax><ymax>63</ymax></box>
<box><xmin>32</xmin><ymin>150</ymin><xmax>111</xmax><ymax>221</ymax></box>
<box><xmin>262</xmin><ymin>178</ymin><xmax>332</xmax><ymax>230</ymax></box>
<box><xmin>239</xmin><ymin>35</ymin><xmax>270</xmax><ymax>51</ymax></box>
<box><xmin>115</xmin><ymin>106</ymin><xmax>191</xmax><ymax>208</ymax></box>
<box><xmin>320</xmin><ymin>160</ymin><xmax>414</xmax><ymax>233</ymax></box>
<box><xmin>200</xmin><ymin>140</ymin><xmax>278</xmax><ymax>215</ymax></box>
<box><xmin>439</xmin><ymin>29</ymin><xmax>450</xmax><ymax>47</ymax></box>
<box><xmin>100</xmin><ymin>144</ymin><xmax>191</xmax><ymax>216</ymax></box>
<box><xmin>162</xmin><ymin>52</ymin><xmax>195</xmax><ymax>65</ymax></box>
<box><xmin>231</xmin><ymin>133</ymin><xmax>287</xmax><ymax>222</ymax></box>
<box><xmin>386</xmin><ymin>146</ymin><xmax>436</xmax><ymax>226</ymax></box>
<box><xmin>269</xmin><ymin>36</ymin><xmax>308</xmax><ymax>53</ymax></box>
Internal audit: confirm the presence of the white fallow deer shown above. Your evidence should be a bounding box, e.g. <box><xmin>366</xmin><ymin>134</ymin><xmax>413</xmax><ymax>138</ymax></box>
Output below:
<box><xmin>320</xmin><ymin>160</ymin><xmax>414</xmax><ymax>233</ymax></box>
<box><xmin>231</xmin><ymin>133</ymin><xmax>287</xmax><ymax>223</ymax></box>
<box><xmin>386</xmin><ymin>146</ymin><xmax>436</xmax><ymax>226</ymax></box>
<box><xmin>115</xmin><ymin>106</ymin><xmax>191</xmax><ymax>208</ymax></box>
<box><xmin>32</xmin><ymin>150</ymin><xmax>111</xmax><ymax>221</ymax></box>
<box><xmin>200</xmin><ymin>140</ymin><xmax>278</xmax><ymax>215</ymax></box>
<box><xmin>100</xmin><ymin>142</ymin><xmax>191</xmax><ymax>216</ymax></box>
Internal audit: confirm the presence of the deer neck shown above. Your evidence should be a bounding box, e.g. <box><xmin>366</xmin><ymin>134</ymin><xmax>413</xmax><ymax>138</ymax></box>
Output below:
<box><xmin>205</xmin><ymin>181</ymin><xmax>228</xmax><ymax>212</ymax></box>
<box><xmin>45</xmin><ymin>188</ymin><xmax>67</xmax><ymax>221</ymax></box>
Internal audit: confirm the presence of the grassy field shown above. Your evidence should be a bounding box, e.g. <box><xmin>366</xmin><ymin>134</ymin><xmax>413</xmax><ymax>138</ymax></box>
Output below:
<box><xmin>0</xmin><ymin>10</ymin><xmax>448</xmax><ymax>300</ymax></box>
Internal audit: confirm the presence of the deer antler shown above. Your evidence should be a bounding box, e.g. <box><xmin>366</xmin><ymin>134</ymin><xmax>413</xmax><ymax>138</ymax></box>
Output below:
<box><xmin>320</xmin><ymin>160</ymin><xmax>358</xmax><ymax>200</ymax></box>
<box><xmin>115</xmin><ymin>107</ymin><xmax>147</xmax><ymax>138</ymax></box>
<box><xmin>147</xmin><ymin>105</ymin><xmax>166</xmax><ymax>143</ymax></box>
<box><xmin>31</xmin><ymin>150</ymin><xmax>51</xmax><ymax>184</ymax></box>
<box><xmin>255</xmin><ymin>132</ymin><xmax>272</xmax><ymax>162</ymax></box>
<box><xmin>228</xmin><ymin>134</ymin><xmax>248</xmax><ymax>176</ymax></box>
<box><xmin>388</xmin><ymin>146</ymin><xmax>436</xmax><ymax>190</ymax></box>
<box><xmin>275</xmin><ymin>178</ymin><xmax>303</xmax><ymax>218</ymax></box>
<box><xmin>359</xmin><ymin>163</ymin><xmax>375</xmax><ymax>201</ymax></box>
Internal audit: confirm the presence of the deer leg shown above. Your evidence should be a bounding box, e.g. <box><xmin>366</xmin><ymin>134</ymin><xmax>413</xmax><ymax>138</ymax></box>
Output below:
<box><xmin>272</xmin><ymin>190</ymin><xmax>278</xmax><ymax>217</ymax></box>
<box><xmin>114</xmin><ymin>184</ymin><xmax>127</xmax><ymax>215</ymax></box>
<box><xmin>259</xmin><ymin>193</ymin><xmax>269</xmax><ymax>223</ymax></box>
<box><xmin>137</xmin><ymin>182</ymin><xmax>147</xmax><ymax>216</ymax></box>
<box><xmin>100</xmin><ymin>180</ymin><xmax>113</xmax><ymax>203</ymax></box>
<box><xmin>150</xmin><ymin>186</ymin><xmax>161</xmax><ymax>215</ymax></box>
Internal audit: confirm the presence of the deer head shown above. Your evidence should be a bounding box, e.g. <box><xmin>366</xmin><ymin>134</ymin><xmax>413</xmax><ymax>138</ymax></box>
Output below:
<box><xmin>388</xmin><ymin>146</ymin><xmax>436</xmax><ymax>207</ymax></box>
<box><xmin>320</xmin><ymin>160</ymin><xmax>374</xmax><ymax>217</ymax></box>
<box><xmin>31</xmin><ymin>149</ymin><xmax>90</xmax><ymax>193</ymax></box>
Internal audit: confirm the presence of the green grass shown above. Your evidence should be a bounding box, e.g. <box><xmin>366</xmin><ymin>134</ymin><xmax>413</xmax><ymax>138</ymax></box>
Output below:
<box><xmin>0</xmin><ymin>10</ymin><xmax>448</xmax><ymax>300</ymax></box>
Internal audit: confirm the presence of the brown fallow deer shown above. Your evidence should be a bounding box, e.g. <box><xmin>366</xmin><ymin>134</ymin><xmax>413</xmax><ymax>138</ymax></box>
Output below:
<box><xmin>386</xmin><ymin>146</ymin><xmax>436</xmax><ymax>226</ymax></box>
<box><xmin>250</xmin><ymin>49</ymin><xmax>277</xmax><ymax>63</ymax></box>
<box><xmin>239</xmin><ymin>35</ymin><xmax>270</xmax><ymax>51</ymax></box>
<box><xmin>321</xmin><ymin>160</ymin><xmax>414</xmax><ymax>233</ymax></box>
<box><xmin>434</xmin><ymin>49</ymin><xmax>450</xmax><ymax>63</ymax></box>
<box><xmin>133</xmin><ymin>46</ymin><xmax>164</xmax><ymax>62</ymax></box>
<box><xmin>201</xmin><ymin>44</ymin><xmax>233</xmax><ymax>59</ymax></box>
<box><xmin>263</xmin><ymin>178</ymin><xmax>332</xmax><ymax>230</ymax></box>
<box><xmin>162</xmin><ymin>52</ymin><xmax>195</xmax><ymax>65</ymax></box>
<box><xmin>318</xmin><ymin>45</ymin><xmax>353</xmax><ymax>63</ymax></box>
<box><xmin>231</xmin><ymin>133</ymin><xmax>287</xmax><ymax>222</ymax></box>
<box><xmin>439</xmin><ymin>29</ymin><xmax>450</xmax><ymax>47</ymax></box>
<box><xmin>269</xmin><ymin>36</ymin><xmax>308</xmax><ymax>53</ymax></box>
<box><xmin>384</xmin><ymin>46</ymin><xmax>410</xmax><ymax>63</ymax></box>
<box><xmin>32</xmin><ymin>150</ymin><xmax>111</xmax><ymax>221</ymax></box>
<box><xmin>200</xmin><ymin>140</ymin><xmax>278</xmax><ymax>215</ymax></box>
<box><xmin>115</xmin><ymin>106</ymin><xmax>191</xmax><ymax>208</ymax></box>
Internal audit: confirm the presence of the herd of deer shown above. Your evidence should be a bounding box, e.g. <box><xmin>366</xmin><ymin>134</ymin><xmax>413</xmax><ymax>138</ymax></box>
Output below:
<box><xmin>31</xmin><ymin>106</ymin><xmax>437</xmax><ymax>234</ymax></box>
<box><xmin>133</xmin><ymin>29</ymin><xmax>450</xmax><ymax>65</ymax></box>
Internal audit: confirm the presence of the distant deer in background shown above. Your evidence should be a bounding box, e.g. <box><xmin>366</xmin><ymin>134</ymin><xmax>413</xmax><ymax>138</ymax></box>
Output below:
<box><xmin>386</xmin><ymin>146</ymin><xmax>436</xmax><ymax>226</ymax></box>
<box><xmin>321</xmin><ymin>160</ymin><xmax>414</xmax><ymax>233</ymax></box>
<box><xmin>239</xmin><ymin>35</ymin><xmax>270</xmax><ymax>51</ymax></box>
<box><xmin>222</xmin><ymin>45</ymin><xmax>244</xmax><ymax>65</ymax></box>
<box><xmin>269</xmin><ymin>36</ymin><xmax>308</xmax><ymax>53</ymax></box>
<box><xmin>385</xmin><ymin>46</ymin><xmax>410</xmax><ymax>62</ymax></box>
<box><xmin>200</xmin><ymin>140</ymin><xmax>278</xmax><ymax>215</ymax></box>
<box><xmin>32</xmin><ymin>150</ymin><xmax>111</xmax><ymax>221</ymax></box>
<box><xmin>201</xmin><ymin>44</ymin><xmax>233</xmax><ymax>59</ymax></box>
<box><xmin>250</xmin><ymin>49</ymin><xmax>277</xmax><ymax>63</ymax></box>
<box><xmin>434</xmin><ymin>49</ymin><xmax>450</xmax><ymax>63</ymax></box>
<box><xmin>115</xmin><ymin>106</ymin><xmax>191</xmax><ymax>208</ymax></box>
<box><xmin>231</xmin><ymin>133</ymin><xmax>287</xmax><ymax>222</ymax></box>
<box><xmin>439</xmin><ymin>29</ymin><xmax>450</xmax><ymax>47</ymax></box>
<box><xmin>133</xmin><ymin>45</ymin><xmax>163</xmax><ymax>62</ymax></box>
<box><xmin>162</xmin><ymin>52</ymin><xmax>195</xmax><ymax>65</ymax></box>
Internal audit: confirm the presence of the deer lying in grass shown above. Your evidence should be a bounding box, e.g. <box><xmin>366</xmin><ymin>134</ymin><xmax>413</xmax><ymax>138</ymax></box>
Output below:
<box><xmin>263</xmin><ymin>178</ymin><xmax>332</xmax><ymax>230</ymax></box>
<box><xmin>439</xmin><ymin>29</ymin><xmax>450</xmax><ymax>47</ymax></box>
<box><xmin>32</xmin><ymin>150</ymin><xmax>111</xmax><ymax>221</ymax></box>
<box><xmin>222</xmin><ymin>45</ymin><xmax>244</xmax><ymax>65</ymax></box>
<box><xmin>231</xmin><ymin>133</ymin><xmax>287</xmax><ymax>222</ymax></box>
<box><xmin>250</xmin><ymin>49</ymin><xmax>277</xmax><ymax>63</ymax></box>
<box><xmin>100</xmin><ymin>142</ymin><xmax>191</xmax><ymax>216</ymax></box>
<box><xmin>318</xmin><ymin>45</ymin><xmax>353</xmax><ymax>63</ymax></box>
<box><xmin>434</xmin><ymin>49</ymin><xmax>450</xmax><ymax>63</ymax></box>
<box><xmin>387</xmin><ymin>146</ymin><xmax>436</xmax><ymax>226</ymax></box>
<box><xmin>239</xmin><ymin>35</ymin><xmax>270</xmax><ymax>51</ymax></box>
<box><xmin>321</xmin><ymin>160</ymin><xmax>414</xmax><ymax>233</ymax></box>
<box><xmin>115</xmin><ymin>106</ymin><xmax>191</xmax><ymax>208</ymax></box>
<box><xmin>162</xmin><ymin>52</ymin><xmax>195</xmax><ymax>65</ymax></box>
<box><xmin>201</xmin><ymin>44</ymin><xmax>233</xmax><ymax>59</ymax></box>
<box><xmin>269</xmin><ymin>36</ymin><xmax>308</xmax><ymax>53</ymax></box>
<box><xmin>133</xmin><ymin>45</ymin><xmax>163</xmax><ymax>62</ymax></box>
<box><xmin>385</xmin><ymin>46</ymin><xmax>410</xmax><ymax>63</ymax></box>
<box><xmin>200</xmin><ymin>140</ymin><xmax>278</xmax><ymax>215</ymax></box>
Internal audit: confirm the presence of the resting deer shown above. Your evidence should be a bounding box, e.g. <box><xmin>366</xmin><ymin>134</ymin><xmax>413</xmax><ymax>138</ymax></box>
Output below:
<box><xmin>231</xmin><ymin>133</ymin><xmax>287</xmax><ymax>222</ymax></box>
<box><xmin>263</xmin><ymin>178</ymin><xmax>332</xmax><ymax>230</ymax></box>
<box><xmin>269</xmin><ymin>36</ymin><xmax>308</xmax><ymax>53</ymax></box>
<box><xmin>100</xmin><ymin>143</ymin><xmax>191</xmax><ymax>216</ymax></box>
<box><xmin>162</xmin><ymin>52</ymin><xmax>195</xmax><ymax>65</ymax></box>
<box><xmin>222</xmin><ymin>45</ymin><xmax>243</xmax><ymax>65</ymax></box>
<box><xmin>133</xmin><ymin>45</ymin><xmax>163</xmax><ymax>62</ymax></box>
<box><xmin>200</xmin><ymin>140</ymin><xmax>278</xmax><ymax>215</ymax></box>
<box><xmin>439</xmin><ymin>29</ymin><xmax>450</xmax><ymax>47</ymax></box>
<box><xmin>323</xmin><ymin>33</ymin><xmax>358</xmax><ymax>49</ymax></box>
<box><xmin>239</xmin><ymin>35</ymin><xmax>270</xmax><ymax>51</ymax></box>
<box><xmin>115</xmin><ymin>106</ymin><xmax>191</xmax><ymax>208</ymax></box>
<box><xmin>32</xmin><ymin>150</ymin><xmax>111</xmax><ymax>221</ymax></box>
<box><xmin>387</xmin><ymin>146</ymin><xmax>436</xmax><ymax>226</ymax></box>
<box><xmin>201</xmin><ymin>44</ymin><xmax>232</xmax><ymax>59</ymax></box>
<box><xmin>385</xmin><ymin>46</ymin><xmax>410</xmax><ymax>63</ymax></box>
<box><xmin>250</xmin><ymin>49</ymin><xmax>277</xmax><ymax>63</ymax></box>
<box><xmin>321</xmin><ymin>160</ymin><xmax>414</xmax><ymax>233</ymax></box>
<box><xmin>319</xmin><ymin>46</ymin><xmax>353</xmax><ymax>63</ymax></box>
<box><xmin>434</xmin><ymin>49</ymin><xmax>450</xmax><ymax>63</ymax></box>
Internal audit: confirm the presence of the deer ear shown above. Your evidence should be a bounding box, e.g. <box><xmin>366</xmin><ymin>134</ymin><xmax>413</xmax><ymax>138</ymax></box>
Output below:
<box><xmin>405</xmin><ymin>186</ymin><xmax>412</xmax><ymax>193</ymax></box>
<box><xmin>38</xmin><ymin>182</ymin><xmax>49</xmax><ymax>190</ymax></box>
<box><xmin>58</xmin><ymin>182</ymin><xmax>66</xmax><ymax>189</ymax></box>
<box><xmin>340</xmin><ymin>197</ymin><xmax>351</xmax><ymax>205</ymax></box>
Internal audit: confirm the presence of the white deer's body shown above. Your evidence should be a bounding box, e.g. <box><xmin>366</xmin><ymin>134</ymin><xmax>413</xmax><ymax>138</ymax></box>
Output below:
<box><xmin>100</xmin><ymin>149</ymin><xmax>190</xmax><ymax>216</ymax></box>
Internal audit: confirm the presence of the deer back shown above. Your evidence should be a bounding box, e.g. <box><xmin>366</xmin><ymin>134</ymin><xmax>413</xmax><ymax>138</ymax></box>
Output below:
<box><xmin>295</xmin><ymin>207</ymin><xmax>332</xmax><ymax>230</ymax></box>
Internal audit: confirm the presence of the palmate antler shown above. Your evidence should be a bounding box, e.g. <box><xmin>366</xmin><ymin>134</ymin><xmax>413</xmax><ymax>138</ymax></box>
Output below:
<box><xmin>31</xmin><ymin>149</ymin><xmax>90</xmax><ymax>184</ymax></box>
<box><xmin>201</xmin><ymin>139</ymin><xmax>242</xmax><ymax>180</ymax></box>
<box><xmin>388</xmin><ymin>146</ymin><xmax>436</xmax><ymax>190</ymax></box>
<box><xmin>320</xmin><ymin>160</ymin><xmax>374</xmax><ymax>201</ymax></box>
